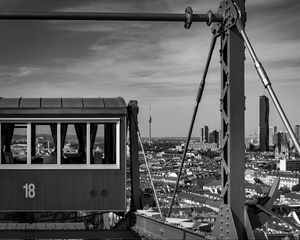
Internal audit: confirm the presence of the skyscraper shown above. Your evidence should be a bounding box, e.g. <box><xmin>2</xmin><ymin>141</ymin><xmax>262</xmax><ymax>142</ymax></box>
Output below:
<box><xmin>259</xmin><ymin>95</ymin><xmax>269</xmax><ymax>151</ymax></box>
<box><xmin>209</xmin><ymin>130</ymin><xmax>219</xmax><ymax>147</ymax></box>
<box><xmin>201</xmin><ymin>126</ymin><xmax>209</xmax><ymax>143</ymax></box>
<box><xmin>274</xmin><ymin>132</ymin><xmax>289</xmax><ymax>159</ymax></box>
<box><xmin>269</xmin><ymin>126</ymin><xmax>277</xmax><ymax>147</ymax></box>
<box><xmin>204</xmin><ymin>126</ymin><xmax>209</xmax><ymax>143</ymax></box>
<box><xmin>295</xmin><ymin>125</ymin><xmax>300</xmax><ymax>142</ymax></box>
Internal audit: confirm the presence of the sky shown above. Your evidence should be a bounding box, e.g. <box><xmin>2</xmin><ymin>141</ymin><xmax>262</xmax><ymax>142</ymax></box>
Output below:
<box><xmin>0</xmin><ymin>0</ymin><xmax>299</xmax><ymax>138</ymax></box>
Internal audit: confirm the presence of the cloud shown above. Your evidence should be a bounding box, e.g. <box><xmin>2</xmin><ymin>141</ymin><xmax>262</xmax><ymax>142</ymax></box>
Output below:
<box><xmin>0</xmin><ymin>0</ymin><xmax>299</xmax><ymax>136</ymax></box>
<box><xmin>0</xmin><ymin>66</ymin><xmax>43</xmax><ymax>80</ymax></box>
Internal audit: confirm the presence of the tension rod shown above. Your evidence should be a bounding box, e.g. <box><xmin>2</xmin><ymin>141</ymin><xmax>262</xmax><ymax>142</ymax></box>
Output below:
<box><xmin>132</xmin><ymin>116</ymin><xmax>163</xmax><ymax>219</ymax></box>
<box><xmin>167</xmin><ymin>35</ymin><xmax>218</xmax><ymax>217</ymax></box>
<box><xmin>236</xmin><ymin>19</ymin><xmax>300</xmax><ymax>155</ymax></box>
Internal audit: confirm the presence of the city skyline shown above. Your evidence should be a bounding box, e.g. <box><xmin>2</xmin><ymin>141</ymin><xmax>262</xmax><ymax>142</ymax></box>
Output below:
<box><xmin>0</xmin><ymin>0</ymin><xmax>299</xmax><ymax>137</ymax></box>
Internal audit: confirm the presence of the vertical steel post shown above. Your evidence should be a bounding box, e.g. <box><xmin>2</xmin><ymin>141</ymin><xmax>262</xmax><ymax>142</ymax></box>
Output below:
<box><xmin>218</xmin><ymin>0</ymin><xmax>247</xmax><ymax>238</ymax></box>
<box><xmin>128</xmin><ymin>100</ymin><xmax>141</xmax><ymax>211</ymax></box>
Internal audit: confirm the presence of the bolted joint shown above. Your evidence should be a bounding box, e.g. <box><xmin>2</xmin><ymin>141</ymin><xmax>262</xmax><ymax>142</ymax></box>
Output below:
<box><xmin>207</xmin><ymin>10</ymin><xmax>213</xmax><ymax>26</ymax></box>
<box><xmin>255</xmin><ymin>61</ymin><xmax>271</xmax><ymax>88</ymax></box>
<box><xmin>127</xmin><ymin>100</ymin><xmax>139</xmax><ymax>115</ymax></box>
<box><xmin>184</xmin><ymin>6</ymin><xmax>193</xmax><ymax>29</ymax></box>
<box><xmin>212</xmin><ymin>0</ymin><xmax>240</xmax><ymax>35</ymax></box>
<box><xmin>219</xmin><ymin>99</ymin><xmax>223</xmax><ymax>112</ymax></box>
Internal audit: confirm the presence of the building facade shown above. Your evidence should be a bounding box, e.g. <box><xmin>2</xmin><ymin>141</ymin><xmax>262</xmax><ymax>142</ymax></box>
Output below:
<box><xmin>280</xmin><ymin>159</ymin><xmax>300</xmax><ymax>172</ymax></box>
<box><xmin>269</xmin><ymin>126</ymin><xmax>277</xmax><ymax>148</ymax></box>
<box><xmin>259</xmin><ymin>95</ymin><xmax>269</xmax><ymax>151</ymax></box>
<box><xmin>209</xmin><ymin>130</ymin><xmax>219</xmax><ymax>147</ymax></box>
<box><xmin>274</xmin><ymin>132</ymin><xmax>289</xmax><ymax>159</ymax></box>
<box><xmin>201</xmin><ymin>126</ymin><xmax>209</xmax><ymax>143</ymax></box>
<box><xmin>295</xmin><ymin>125</ymin><xmax>300</xmax><ymax>142</ymax></box>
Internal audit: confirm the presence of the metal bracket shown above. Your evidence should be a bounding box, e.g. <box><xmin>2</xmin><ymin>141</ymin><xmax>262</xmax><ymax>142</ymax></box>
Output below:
<box><xmin>184</xmin><ymin>6</ymin><xmax>193</xmax><ymax>29</ymax></box>
<box><xmin>212</xmin><ymin>204</ymin><xmax>239</xmax><ymax>240</ymax></box>
<box><xmin>206</xmin><ymin>10</ymin><xmax>214</xmax><ymax>26</ymax></box>
<box><xmin>246</xmin><ymin>177</ymin><xmax>288</xmax><ymax>230</ymax></box>
<box><xmin>211</xmin><ymin>0</ymin><xmax>239</xmax><ymax>36</ymax></box>
<box><xmin>220</xmin><ymin>182</ymin><xmax>229</xmax><ymax>199</ymax></box>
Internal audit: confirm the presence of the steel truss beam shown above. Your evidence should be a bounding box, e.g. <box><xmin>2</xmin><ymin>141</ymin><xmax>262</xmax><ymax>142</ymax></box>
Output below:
<box><xmin>133</xmin><ymin>214</ymin><xmax>206</xmax><ymax>240</ymax></box>
<box><xmin>213</xmin><ymin>0</ymin><xmax>248</xmax><ymax>239</ymax></box>
<box><xmin>0</xmin><ymin>229</ymin><xmax>140</xmax><ymax>239</ymax></box>
<box><xmin>128</xmin><ymin>101</ymin><xmax>142</xmax><ymax>211</ymax></box>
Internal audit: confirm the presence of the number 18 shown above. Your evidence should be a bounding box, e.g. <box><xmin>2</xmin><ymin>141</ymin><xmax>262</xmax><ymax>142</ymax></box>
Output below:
<box><xmin>23</xmin><ymin>183</ymin><xmax>35</xmax><ymax>198</ymax></box>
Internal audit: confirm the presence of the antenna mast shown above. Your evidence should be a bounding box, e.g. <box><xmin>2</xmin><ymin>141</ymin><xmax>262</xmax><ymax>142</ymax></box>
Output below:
<box><xmin>149</xmin><ymin>106</ymin><xmax>152</xmax><ymax>145</ymax></box>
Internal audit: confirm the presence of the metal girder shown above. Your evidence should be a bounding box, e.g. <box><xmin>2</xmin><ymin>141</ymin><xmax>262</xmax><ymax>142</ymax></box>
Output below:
<box><xmin>214</xmin><ymin>0</ymin><xmax>247</xmax><ymax>239</ymax></box>
<box><xmin>255</xmin><ymin>204</ymin><xmax>300</xmax><ymax>231</ymax></box>
<box><xmin>212</xmin><ymin>204</ymin><xmax>239</xmax><ymax>239</ymax></box>
<box><xmin>128</xmin><ymin>101</ymin><xmax>142</xmax><ymax>211</ymax></box>
<box><xmin>0</xmin><ymin>229</ymin><xmax>140</xmax><ymax>239</ymax></box>
<box><xmin>133</xmin><ymin>214</ymin><xmax>206</xmax><ymax>240</ymax></box>
<box><xmin>246</xmin><ymin>178</ymin><xmax>280</xmax><ymax>230</ymax></box>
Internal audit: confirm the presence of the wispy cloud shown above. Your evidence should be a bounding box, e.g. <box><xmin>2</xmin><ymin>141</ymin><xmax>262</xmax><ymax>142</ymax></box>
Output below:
<box><xmin>0</xmin><ymin>0</ymin><xmax>299</xmax><ymax>136</ymax></box>
<box><xmin>0</xmin><ymin>66</ymin><xmax>44</xmax><ymax>81</ymax></box>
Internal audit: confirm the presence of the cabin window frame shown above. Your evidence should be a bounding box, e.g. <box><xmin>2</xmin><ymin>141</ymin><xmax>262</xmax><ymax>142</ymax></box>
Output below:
<box><xmin>0</xmin><ymin>118</ymin><xmax>120</xmax><ymax>169</ymax></box>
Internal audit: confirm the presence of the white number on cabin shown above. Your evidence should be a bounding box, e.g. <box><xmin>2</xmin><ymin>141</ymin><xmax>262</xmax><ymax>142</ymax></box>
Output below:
<box><xmin>23</xmin><ymin>183</ymin><xmax>36</xmax><ymax>198</ymax></box>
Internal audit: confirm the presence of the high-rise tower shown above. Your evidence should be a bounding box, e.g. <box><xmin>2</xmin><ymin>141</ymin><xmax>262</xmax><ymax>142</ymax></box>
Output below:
<box><xmin>259</xmin><ymin>95</ymin><xmax>269</xmax><ymax>151</ymax></box>
<box><xmin>269</xmin><ymin>126</ymin><xmax>277</xmax><ymax>147</ymax></box>
<box><xmin>295</xmin><ymin>125</ymin><xmax>300</xmax><ymax>142</ymax></box>
<box><xmin>201</xmin><ymin>126</ymin><xmax>209</xmax><ymax>143</ymax></box>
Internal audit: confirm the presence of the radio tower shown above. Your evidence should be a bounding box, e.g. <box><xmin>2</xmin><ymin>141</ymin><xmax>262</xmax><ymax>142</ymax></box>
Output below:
<box><xmin>149</xmin><ymin>105</ymin><xmax>152</xmax><ymax>145</ymax></box>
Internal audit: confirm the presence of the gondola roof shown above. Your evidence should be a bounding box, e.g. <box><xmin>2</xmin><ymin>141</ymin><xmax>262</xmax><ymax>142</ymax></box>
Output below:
<box><xmin>0</xmin><ymin>97</ymin><xmax>127</xmax><ymax>118</ymax></box>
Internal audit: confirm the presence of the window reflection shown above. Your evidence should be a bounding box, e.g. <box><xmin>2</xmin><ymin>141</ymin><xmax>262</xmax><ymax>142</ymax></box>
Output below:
<box><xmin>1</xmin><ymin>123</ymin><xmax>27</xmax><ymax>164</ymax></box>
<box><xmin>91</xmin><ymin>123</ymin><xmax>116</xmax><ymax>164</ymax></box>
<box><xmin>31</xmin><ymin>124</ymin><xmax>57</xmax><ymax>164</ymax></box>
<box><xmin>0</xmin><ymin>121</ymin><xmax>118</xmax><ymax>166</ymax></box>
<box><xmin>62</xmin><ymin>124</ymin><xmax>86</xmax><ymax>164</ymax></box>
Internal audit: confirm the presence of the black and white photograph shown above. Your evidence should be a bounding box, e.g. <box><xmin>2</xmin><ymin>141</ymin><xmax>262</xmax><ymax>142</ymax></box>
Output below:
<box><xmin>0</xmin><ymin>0</ymin><xmax>300</xmax><ymax>239</ymax></box>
